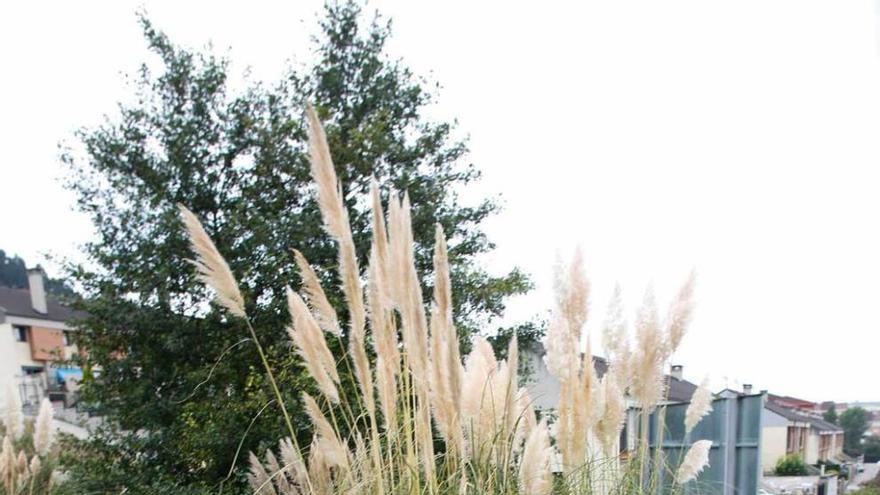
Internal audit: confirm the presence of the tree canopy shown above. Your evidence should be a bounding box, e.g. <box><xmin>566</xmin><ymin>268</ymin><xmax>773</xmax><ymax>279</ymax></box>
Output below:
<box><xmin>60</xmin><ymin>2</ymin><xmax>530</xmax><ymax>492</ymax></box>
<box><xmin>840</xmin><ymin>407</ymin><xmax>869</xmax><ymax>454</ymax></box>
<box><xmin>0</xmin><ymin>249</ymin><xmax>74</xmax><ymax>297</ymax></box>
<box><xmin>823</xmin><ymin>404</ymin><xmax>838</xmax><ymax>425</ymax></box>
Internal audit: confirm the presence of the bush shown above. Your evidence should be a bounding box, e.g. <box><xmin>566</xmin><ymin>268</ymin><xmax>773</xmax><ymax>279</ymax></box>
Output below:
<box><xmin>816</xmin><ymin>459</ymin><xmax>841</xmax><ymax>474</ymax></box>
<box><xmin>776</xmin><ymin>454</ymin><xmax>809</xmax><ymax>476</ymax></box>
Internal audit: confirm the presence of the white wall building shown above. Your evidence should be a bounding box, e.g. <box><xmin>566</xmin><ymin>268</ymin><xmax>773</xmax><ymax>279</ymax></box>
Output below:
<box><xmin>0</xmin><ymin>268</ymin><xmax>82</xmax><ymax>410</ymax></box>
<box><xmin>760</xmin><ymin>400</ymin><xmax>844</xmax><ymax>473</ymax></box>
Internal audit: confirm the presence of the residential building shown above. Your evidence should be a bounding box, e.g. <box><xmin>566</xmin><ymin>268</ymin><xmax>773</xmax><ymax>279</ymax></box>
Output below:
<box><xmin>761</xmin><ymin>399</ymin><xmax>844</xmax><ymax>473</ymax></box>
<box><xmin>522</xmin><ymin>343</ymin><xmax>699</xmax><ymax>411</ymax></box>
<box><xmin>0</xmin><ymin>268</ymin><xmax>83</xmax><ymax>409</ymax></box>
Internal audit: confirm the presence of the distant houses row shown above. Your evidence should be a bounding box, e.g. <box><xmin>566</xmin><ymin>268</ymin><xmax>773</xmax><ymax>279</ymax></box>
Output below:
<box><xmin>521</xmin><ymin>341</ymin><xmax>861</xmax><ymax>494</ymax></box>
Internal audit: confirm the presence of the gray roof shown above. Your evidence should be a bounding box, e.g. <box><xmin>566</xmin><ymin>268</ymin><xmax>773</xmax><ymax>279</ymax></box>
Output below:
<box><xmin>666</xmin><ymin>376</ymin><xmax>699</xmax><ymax>402</ymax></box>
<box><xmin>525</xmin><ymin>342</ymin><xmax>699</xmax><ymax>403</ymax></box>
<box><xmin>0</xmin><ymin>286</ymin><xmax>84</xmax><ymax>323</ymax></box>
<box><xmin>765</xmin><ymin>401</ymin><xmax>843</xmax><ymax>432</ymax></box>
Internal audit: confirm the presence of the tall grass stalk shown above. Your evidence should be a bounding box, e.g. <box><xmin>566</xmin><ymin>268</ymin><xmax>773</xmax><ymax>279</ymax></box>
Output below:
<box><xmin>180</xmin><ymin>104</ymin><xmax>711</xmax><ymax>495</ymax></box>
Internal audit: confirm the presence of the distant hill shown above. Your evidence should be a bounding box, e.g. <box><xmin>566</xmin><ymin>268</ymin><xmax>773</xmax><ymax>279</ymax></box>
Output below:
<box><xmin>0</xmin><ymin>249</ymin><xmax>75</xmax><ymax>298</ymax></box>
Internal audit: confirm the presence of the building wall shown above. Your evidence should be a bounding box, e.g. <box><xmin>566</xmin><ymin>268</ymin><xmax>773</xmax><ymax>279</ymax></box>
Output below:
<box><xmin>522</xmin><ymin>348</ymin><xmax>561</xmax><ymax>411</ymax></box>
<box><xmin>1</xmin><ymin>316</ymin><xmax>80</xmax><ymax>409</ymax></box>
<box><xmin>0</xmin><ymin>322</ymin><xmax>20</xmax><ymax>412</ymax></box>
<box><xmin>762</xmin><ymin>426</ymin><xmax>788</xmax><ymax>473</ymax></box>
<box><xmin>762</xmin><ymin>407</ymin><xmax>790</xmax><ymax>473</ymax></box>
<box><xmin>804</xmin><ymin>430</ymin><xmax>819</xmax><ymax>465</ymax></box>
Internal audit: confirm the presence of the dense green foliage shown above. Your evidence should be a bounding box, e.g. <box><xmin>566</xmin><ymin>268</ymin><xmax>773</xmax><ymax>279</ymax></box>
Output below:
<box><xmin>841</xmin><ymin>407</ymin><xmax>870</xmax><ymax>454</ymax></box>
<box><xmin>775</xmin><ymin>454</ymin><xmax>809</xmax><ymax>476</ymax></box>
<box><xmin>823</xmin><ymin>404</ymin><xmax>838</xmax><ymax>425</ymax></box>
<box><xmin>59</xmin><ymin>2</ymin><xmax>530</xmax><ymax>492</ymax></box>
<box><xmin>0</xmin><ymin>249</ymin><xmax>74</xmax><ymax>297</ymax></box>
<box><xmin>864</xmin><ymin>436</ymin><xmax>880</xmax><ymax>462</ymax></box>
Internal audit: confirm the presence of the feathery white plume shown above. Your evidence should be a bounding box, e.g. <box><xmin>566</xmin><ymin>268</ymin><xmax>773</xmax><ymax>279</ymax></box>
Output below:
<box><xmin>0</xmin><ymin>435</ymin><xmax>15</xmax><ymax>491</ymax></box>
<box><xmin>460</xmin><ymin>337</ymin><xmax>499</xmax><ymax>454</ymax></box>
<box><xmin>306</xmin><ymin>105</ymin><xmax>373</xmax><ymax>420</ymax></box>
<box><xmin>429</xmin><ymin>224</ymin><xmax>464</xmax><ymax>449</ymax></box>
<box><xmin>631</xmin><ymin>288</ymin><xmax>664</xmax><ymax>410</ymax></box>
<box><xmin>178</xmin><ymin>206</ymin><xmax>246</xmax><ymax>318</ymax></box>
<box><xmin>665</xmin><ymin>271</ymin><xmax>696</xmax><ymax>356</ymax></box>
<box><xmin>519</xmin><ymin>419</ymin><xmax>553</xmax><ymax>495</ymax></box>
<box><xmin>685</xmin><ymin>377</ymin><xmax>714</xmax><ymax>434</ymax></box>
<box><xmin>595</xmin><ymin>372</ymin><xmax>627</xmax><ymax>457</ymax></box>
<box><xmin>602</xmin><ymin>284</ymin><xmax>632</xmax><ymax>387</ymax></box>
<box><xmin>3</xmin><ymin>382</ymin><xmax>23</xmax><ymax>440</ymax></box>
<box><xmin>554</xmin><ymin>249</ymin><xmax>590</xmax><ymax>334</ymax></box>
<box><xmin>28</xmin><ymin>456</ymin><xmax>40</xmax><ymax>480</ymax></box>
<box><xmin>247</xmin><ymin>451</ymin><xmax>277</xmax><ymax>495</ymax></box>
<box><xmin>677</xmin><ymin>439</ymin><xmax>712</xmax><ymax>483</ymax></box>
<box><xmin>263</xmin><ymin>449</ymin><xmax>291</xmax><ymax>495</ymax></box>
<box><xmin>543</xmin><ymin>315</ymin><xmax>578</xmax><ymax>380</ymax></box>
<box><xmin>287</xmin><ymin>287</ymin><xmax>340</xmax><ymax>403</ymax></box>
<box><xmin>303</xmin><ymin>393</ymin><xmax>349</xmax><ymax>469</ymax></box>
<box><xmin>278</xmin><ymin>437</ymin><xmax>309</xmax><ymax>491</ymax></box>
<box><xmin>293</xmin><ymin>249</ymin><xmax>341</xmax><ymax>337</ymax></box>
<box><xmin>33</xmin><ymin>398</ymin><xmax>54</xmax><ymax>455</ymax></box>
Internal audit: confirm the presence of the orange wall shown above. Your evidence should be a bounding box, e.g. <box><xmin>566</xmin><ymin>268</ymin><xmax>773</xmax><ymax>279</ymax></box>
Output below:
<box><xmin>29</xmin><ymin>327</ymin><xmax>64</xmax><ymax>361</ymax></box>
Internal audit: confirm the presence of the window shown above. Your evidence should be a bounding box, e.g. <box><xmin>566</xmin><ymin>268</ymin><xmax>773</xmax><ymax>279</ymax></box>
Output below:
<box><xmin>63</xmin><ymin>331</ymin><xmax>72</xmax><ymax>346</ymax></box>
<box><xmin>12</xmin><ymin>325</ymin><xmax>28</xmax><ymax>342</ymax></box>
<box><xmin>21</xmin><ymin>366</ymin><xmax>43</xmax><ymax>375</ymax></box>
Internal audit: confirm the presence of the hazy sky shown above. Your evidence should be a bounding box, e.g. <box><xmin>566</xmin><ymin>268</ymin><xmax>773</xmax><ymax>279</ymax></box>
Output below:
<box><xmin>1</xmin><ymin>1</ymin><xmax>878</xmax><ymax>402</ymax></box>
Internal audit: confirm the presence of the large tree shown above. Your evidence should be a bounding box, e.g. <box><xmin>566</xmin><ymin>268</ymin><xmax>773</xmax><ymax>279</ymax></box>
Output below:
<box><xmin>840</xmin><ymin>407</ymin><xmax>869</xmax><ymax>455</ymax></box>
<box><xmin>823</xmin><ymin>403</ymin><xmax>838</xmax><ymax>425</ymax></box>
<box><xmin>60</xmin><ymin>2</ymin><xmax>529</xmax><ymax>492</ymax></box>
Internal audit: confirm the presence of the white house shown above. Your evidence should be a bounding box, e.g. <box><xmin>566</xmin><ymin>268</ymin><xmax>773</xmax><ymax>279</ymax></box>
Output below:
<box><xmin>760</xmin><ymin>399</ymin><xmax>844</xmax><ymax>473</ymax></box>
<box><xmin>0</xmin><ymin>268</ymin><xmax>83</xmax><ymax>410</ymax></box>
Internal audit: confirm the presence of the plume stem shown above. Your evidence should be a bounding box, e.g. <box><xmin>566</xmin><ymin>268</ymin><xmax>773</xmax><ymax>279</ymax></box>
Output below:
<box><xmin>245</xmin><ymin>319</ymin><xmax>297</xmax><ymax>444</ymax></box>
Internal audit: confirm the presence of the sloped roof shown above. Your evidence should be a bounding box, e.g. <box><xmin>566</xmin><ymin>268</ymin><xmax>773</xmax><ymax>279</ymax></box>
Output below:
<box><xmin>765</xmin><ymin>401</ymin><xmax>843</xmax><ymax>432</ymax></box>
<box><xmin>768</xmin><ymin>393</ymin><xmax>817</xmax><ymax>410</ymax></box>
<box><xmin>666</xmin><ymin>375</ymin><xmax>699</xmax><ymax>402</ymax></box>
<box><xmin>0</xmin><ymin>286</ymin><xmax>84</xmax><ymax>323</ymax></box>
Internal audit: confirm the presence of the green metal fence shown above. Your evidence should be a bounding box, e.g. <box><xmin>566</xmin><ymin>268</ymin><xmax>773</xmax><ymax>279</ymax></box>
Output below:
<box><xmin>648</xmin><ymin>394</ymin><xmax>764</xmax><ymax>495</ymax></box>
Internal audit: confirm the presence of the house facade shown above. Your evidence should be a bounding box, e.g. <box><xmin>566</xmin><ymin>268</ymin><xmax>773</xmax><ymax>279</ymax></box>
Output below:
<box><xmin>0</xmin><ymin>268</ymin><xmax>82</xmax><ymax>409</ymax></box>
<box><xmin>760</xmin><ymin>400</ymin><xmax>844</xmax><ymax>473</ymax></box>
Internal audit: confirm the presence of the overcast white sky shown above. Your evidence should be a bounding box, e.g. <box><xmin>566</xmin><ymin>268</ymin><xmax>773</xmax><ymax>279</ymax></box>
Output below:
<box><xmin>1</xmin><ymin>1</ymin><xmax>878</xmax><ymax>402</ymax></box>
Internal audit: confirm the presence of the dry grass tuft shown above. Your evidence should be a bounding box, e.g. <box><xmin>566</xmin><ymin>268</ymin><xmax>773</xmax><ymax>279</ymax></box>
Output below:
<box><xmin>179</xmin><ymin>104</ymin><xmax>708</xmax><ymax>495</ymax></box>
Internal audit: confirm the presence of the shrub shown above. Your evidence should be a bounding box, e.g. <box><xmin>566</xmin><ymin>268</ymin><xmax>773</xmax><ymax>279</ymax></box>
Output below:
<box><xmin>776</xmin><ymin>454</ymin><xmax>809</xmax><ymax>476</ymax></box>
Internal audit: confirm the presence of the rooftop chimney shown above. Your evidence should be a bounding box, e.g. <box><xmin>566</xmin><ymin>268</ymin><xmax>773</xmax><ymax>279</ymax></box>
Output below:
<box><xmin>670</xmin><ymin>364</ymin><xmax>683</xmax><ymax>381</ymax></box>
<box><xmin>27</xmin><ymin>267</ymin><xmax>47</xmax><ymax>314</ymax></box>
<box><xmin>743</xmin><ymin>384</ymin><xmax>753</xmax><ymax>395</ymax></box>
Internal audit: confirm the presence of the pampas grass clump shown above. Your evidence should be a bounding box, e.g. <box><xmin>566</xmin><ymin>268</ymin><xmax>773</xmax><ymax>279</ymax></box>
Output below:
<box><xmin>0</xmin><ymin>394</ymin><xmax>61</xmax><ymax>494</ymax></box>
<box><xmin>181</xmin><ymin>105</ymin><xmax>711</xmax><ymax>495</ymax></box>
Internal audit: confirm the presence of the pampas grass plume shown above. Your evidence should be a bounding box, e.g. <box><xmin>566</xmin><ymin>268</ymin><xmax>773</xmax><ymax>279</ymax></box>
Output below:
<box><xmin>287</xmin><ymin>287</ymin><xmax>340</xmax><ymax>403</ymax></box>
<box><xmin>519</xmin><ymin>419</ymin><xmax>553</xmax><ymax>495</ymax></box>
<box><xmin>33</xmin><ymin>398</ymin><xmax>54</xmax><ymax>455</ymax></box>
<box><xmin>3</xmin><ymin>382</ymin><xmax>23</xmax><ymax>440</ymax></box>
<box><xmin>293</xmin><ymin>249</ymin><xmax>341</xmax><ymax>337</ymax></box>
<box><xmin>685</xmin><ymin>377</ymin><xmax>714</xmax><ymax>434</ymax></box>
<box><xmin>665</xmin><ymin>271</ymin><xmax>696</xmax><ymax>355</ymax></box>
<box><xmin>247</xmin><ymin>451</ymin><xmax>276</xmax><ymax>495</ymax></box>
<box><xmin>178</xmin><ymin>206</ymin><xmax>246</xmax><ymax>318</ymax></box>
<box><xmin>677</xmin><ymin>439</ymin><xmax>712</xmax><ymax>483</ymax></box>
